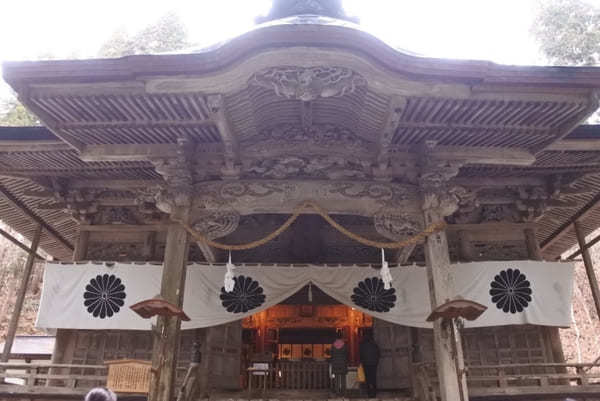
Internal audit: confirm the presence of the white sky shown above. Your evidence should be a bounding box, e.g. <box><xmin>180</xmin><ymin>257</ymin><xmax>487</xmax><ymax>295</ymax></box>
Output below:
<box><xmin>1</xmin><ymin>0</ymin><xmax>600</xmax><ymax>98</ymax></box>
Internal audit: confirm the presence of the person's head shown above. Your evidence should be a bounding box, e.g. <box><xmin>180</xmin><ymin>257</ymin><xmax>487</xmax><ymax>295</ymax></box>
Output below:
<box><xmin>84</xmin><ymin>387</ymin><xmax>117</xmax><ymax>401</ymax></box>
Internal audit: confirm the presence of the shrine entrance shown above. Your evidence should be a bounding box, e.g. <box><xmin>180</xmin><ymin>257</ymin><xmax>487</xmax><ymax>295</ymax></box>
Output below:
<box><xmin>236</xmin><ymin>284</ymin><xmax>413</xmax><ymax>392</ymax></box>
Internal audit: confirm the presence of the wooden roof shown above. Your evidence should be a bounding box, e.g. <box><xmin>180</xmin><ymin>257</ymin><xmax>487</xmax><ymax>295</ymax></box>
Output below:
<box><xmin>2</xmin><ymin>17</ymin><xmax>600</xmax><ymax>262</ymax></box>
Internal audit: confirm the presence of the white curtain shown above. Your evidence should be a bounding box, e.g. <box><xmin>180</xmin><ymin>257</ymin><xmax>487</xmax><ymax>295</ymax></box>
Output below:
<box><xmin>37</xmin><ymin>261</ymin><xmax>573</xmax><ymax>330</ymax></box>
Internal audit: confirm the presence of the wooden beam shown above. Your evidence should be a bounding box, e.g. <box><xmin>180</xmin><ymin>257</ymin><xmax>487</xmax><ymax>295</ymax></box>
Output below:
<box><xmin>55</xmin><ymin>119</ymin><xmax>213</xmax><ymax>130</ymax></box>
<box><xmin>574</xmin><ymin>220</ymin><xmax>600</xmax><ymax>321</ymax></box>
<box><xmin>428</xmin><ymin>146</ymin><xmax>536</xmax><ymax>166</ymax></box>
<box><xmin>0</xmin><ymin>140</ymin><xmax>69</xmax><ymax>152</ymax></box>
<box><xmin>69</xmin><ymin>179</ymin><xmax>163</xmax><ymax>189</ymax></box>
<box><xmin>79</xmin><ymin>144</ymin><xmax>178</xmax><ymax>162</ymax></box>
<box><xmin>452</xmin><ymin>176</ymin><xmax>546</xmax><ymax>188</ymax></box>
<box><xmin>447</xmin><ymin>223</ymin><xmax>532</xmax><ymax>242</ymax></box>
<box><xmin>1</xmin><ymin>224</ymin><xmax>42</xmax><ymax>363</ymax></box>
<box><xmin>80</xmin><ymin>224</ymin><xmax>167</xmax><ymax>233</ymax></box>
<box><xmin>0</xmin><ymin>227</ymin><xmax>45</xmax><ymax>260</ymax></box>
<box><xmin>0</xmin><ymin>183</ymin><xmax>73</xmax><ymax>252</ymax></box>
<box><xmin>547</xmin><ymin>139</ymin><xmax>600</xmax><ymax>152</ymax></box>
<box><xmin>541</xmin><ymin>192</ymin><xmax>600</xmax><ymax>253</ymax></box>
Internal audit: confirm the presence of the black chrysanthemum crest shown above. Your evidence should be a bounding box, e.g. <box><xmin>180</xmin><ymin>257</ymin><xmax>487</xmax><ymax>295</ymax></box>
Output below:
<box><xmin>489</xmin><ymin>268</ymin><xmax>532</xmax><ymax>314</ymax></box>
<box><xmin>351</xmin><ymin>277</ymin><xmax>396</xmax><ymax>312</ymax></box>
<box><xmin>220</xmin><ymin>275</ymin><xmax>266</xmax><ymax>313</ymax></box>
<box><xmin>83</xmin><ymin>274</ymin><xmax>126</xmax><ymax>319</ymax></box>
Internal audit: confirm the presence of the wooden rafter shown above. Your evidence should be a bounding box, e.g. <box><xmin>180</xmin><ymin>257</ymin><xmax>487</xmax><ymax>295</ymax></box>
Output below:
<box><xmin>540</xmin><ymin>192</ymin><xmax>600</xmax><ymax>253</ymax></box>
<box><xmin>0</xmin><ymin>183</ymin><xmax>73</xmax><ymax>251</ymax></box>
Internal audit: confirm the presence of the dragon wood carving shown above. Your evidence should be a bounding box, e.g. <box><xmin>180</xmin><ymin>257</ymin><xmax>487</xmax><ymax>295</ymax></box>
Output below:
<box><xmin>249</xmin><ymin>66</ymin><xmax>366</xmax><ymax>101</ymax></box>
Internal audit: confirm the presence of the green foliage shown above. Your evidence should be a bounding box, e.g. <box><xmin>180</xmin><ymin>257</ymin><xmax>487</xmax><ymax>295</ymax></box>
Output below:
<box><xmin>531</xmin><ymin>0</ymin><xmax>600</xmax><ymax>66</ymax></box>
<box><xmin>98</xmin><ymin>12</ymin><xmax>189</xmax><ymax>57</ymax></box>
<box><xmin>0</xmin><ymin>97</ymin><xmax>40</xmax><ymax>127</ymax></box>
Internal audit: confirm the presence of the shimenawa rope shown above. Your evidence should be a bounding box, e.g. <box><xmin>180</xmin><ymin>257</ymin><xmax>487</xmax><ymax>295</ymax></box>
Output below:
<box><xmin>179</xmin><ymin>200</ymin><xmax>446</xmax><ymax>251</ymax></box>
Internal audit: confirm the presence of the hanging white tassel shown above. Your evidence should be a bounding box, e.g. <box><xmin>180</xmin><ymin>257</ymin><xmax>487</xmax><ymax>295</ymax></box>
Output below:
<box><xmin>380</xmin><ymin>248</ymin><xmax>393</xmax><ymax>290</ymax></box>
<box><xmin>308</xmin><ymin>282</ymin><xmax>313</xmax><ymax>303</ymax></box>
<box><xmin>224</xmin><ymin>251</ymin><xmax>236</xmax><ymax>293</ymax></box>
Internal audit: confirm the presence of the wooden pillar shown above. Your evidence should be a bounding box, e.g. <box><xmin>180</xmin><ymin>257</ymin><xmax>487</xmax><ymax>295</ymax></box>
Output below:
<box><xmin>143</xmin><ymin>231</ymin><xmax>157</xmax><ymax>261</ymax></box>
<box><xmin>574</xmin><ymin>221</ymin><xmax>600</xmax><ymax>321</ymax></box>
<box><xmin>457</xmin><ymin>230</ymin><xmax>474</xmax><ymax>262</ymax></box>
<box><xmin>423</xmin><ymin>208</ymin><xmax>468</xmax><ymax>401</ymax></box>
<box><xmin>1</xmin><ymin>224</ymin><xmax>42</xmax><ymax>362</ymax></box>
<box><xmin>527</xmin><ymin>226</ymin><xmax>566</xmax><ymax>363</ymax></box>
<box><xmin>524</xmin><ymin>228</ymin><xmax>543</xmax><ymax>261</ymax></box>
<box><xmin>148</xmin><ymin>223</ymin><xmax>189</xmax><ymax>401</ymax></box>
<box><xmin>49</xmin><ymin>225</ymin><xmax>89</xmax><ymax>385</ymax></box>
<box><xmin>73</xmin><ymin>229</ymin><xmax>89</xmax><ymax>261</ymax></box>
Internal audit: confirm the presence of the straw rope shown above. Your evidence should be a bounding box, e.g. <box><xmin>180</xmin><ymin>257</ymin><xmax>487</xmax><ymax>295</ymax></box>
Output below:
<box><xmin>179</xmin><ymin>200</ymin><xmax>446</xmax><ymax>251</ymax></box>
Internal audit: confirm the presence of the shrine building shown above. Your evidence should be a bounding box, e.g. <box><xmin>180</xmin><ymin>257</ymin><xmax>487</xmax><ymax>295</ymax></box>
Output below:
<box><xmin>2</xmin><ymin>1</ymin><xmax>600</xmax><ymax>400</ymax></box>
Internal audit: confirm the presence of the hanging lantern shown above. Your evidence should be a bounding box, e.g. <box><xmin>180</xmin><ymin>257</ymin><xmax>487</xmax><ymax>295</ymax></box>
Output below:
<box><xmin>224</xmin><ymin>251</ymin><xmax>236</xmax><ymax>293</ymax></box>
<box><xmin>380</xmin><ymin>248</ymin><xmax>393</xmax><ymax>290</ymax></box>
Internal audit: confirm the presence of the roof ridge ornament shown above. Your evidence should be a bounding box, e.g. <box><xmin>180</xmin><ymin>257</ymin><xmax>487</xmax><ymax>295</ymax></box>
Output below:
<box><xmin>256</xmin><ymin>0</ymin><xmax>359</xmax><ymax>24</ymax></box>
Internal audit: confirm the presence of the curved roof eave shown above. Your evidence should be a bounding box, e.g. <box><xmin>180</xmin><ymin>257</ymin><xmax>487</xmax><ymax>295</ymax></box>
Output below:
<box><xmin>4</xmin><ymin>16</ymin><xmax>600</xmax><ymax>90</ymax></box>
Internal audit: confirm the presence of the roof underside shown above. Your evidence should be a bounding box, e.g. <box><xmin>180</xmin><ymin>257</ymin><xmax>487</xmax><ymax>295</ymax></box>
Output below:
<box><xmin>2</xmin><ymin>19</ymin><xmax>600</xmax><ymax>262</ymax></box>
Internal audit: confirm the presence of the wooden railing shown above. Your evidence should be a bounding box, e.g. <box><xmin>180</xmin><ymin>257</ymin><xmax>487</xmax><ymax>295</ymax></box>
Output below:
<box><xmin>0</xmin><ymin>362</ymin><xmax>107</xmax><ymax>395</ymax></box>
<box><xmin>276</xmin><ymin>361</ymin><xmax>330</xmax><ymax>390</ymax></box>
<box><xmin>467</xmin><ymin>362</ymin><xmax>600</xmax><ymax>396</ymax></box>
<box><xmin>247</xmin><ymin>361</ymin><xmax>331</xmax><ymax>392</ymax></box>
<box><xmin>0</xmin><ymin>362</ymin><xmax>187</xmax><ymax>396</ymax></box>
<box><xmin>417</xmin><ymin>362</ymin><xmax>600</xmax><ymax>398</ymax></box>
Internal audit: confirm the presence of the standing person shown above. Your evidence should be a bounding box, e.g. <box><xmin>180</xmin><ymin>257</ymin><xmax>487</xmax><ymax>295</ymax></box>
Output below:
<box><xmin>330</xmin><ymin>331</ymin><xmax>348</xmax><ymax>395</ymax></box>
<box><xmin>84</xmin><ymin>387</ymin><xmax>117</xmax><ymax>401</ymax></box>
<box><xmin>359</xmin><ymin>330</ymin><xmax>380</xmax><ymax>398</ymax></box>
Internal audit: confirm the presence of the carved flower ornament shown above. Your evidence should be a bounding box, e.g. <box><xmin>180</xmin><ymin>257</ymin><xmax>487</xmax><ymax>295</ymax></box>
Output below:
<box><xmin>489</xmin><ymin>268</ymin><xmax>532</xmax><ymax>313</ymax></box>
<box><xmin>83</xmin><ymin>274</ymin><xmax>126</xmax><ymax>319</ymax></box>
<box><xmin>220</xmin><ymin>275</ymin><xmax>266</xmax><ymax>313</ymax></box>
<box><xmin>351</xmin><ymin>277</ymin><xmax>396</xmax><ymax>312</ymax></box>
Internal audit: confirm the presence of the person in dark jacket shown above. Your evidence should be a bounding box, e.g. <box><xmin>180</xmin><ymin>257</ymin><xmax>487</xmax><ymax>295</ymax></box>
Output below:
<box><xmin>330</xmin><ymin>331</ymin><xmax>348</xmax><ymax>395</ymax></box>
<box><xmin>359</xmin><ymin>330</ymin><xmax>380</xmax><ymax>398</ymax></box>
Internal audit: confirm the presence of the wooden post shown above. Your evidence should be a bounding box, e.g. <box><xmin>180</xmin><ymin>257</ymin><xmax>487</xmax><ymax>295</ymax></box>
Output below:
<box><xmin>423</xmin><ymin>208</ymin><xmax>468</xmax><ymax>401</ymax></box>
<box><xmin>143</xmin><ymin>231</ymin><xmax>157</xmax><ymax>261</ymax></box>
<box><xmin>48</xmin><ymin>225</ymin><xmax>89</xmax><ymax>386</ymax></box>
<box><xmin>527</xmin><ymin>226</ymin><xmax>566</xmax><ymax>365</ymax></box>
<box><xmin>73</xmin><ymin>229</ymin><xmax>90</xmax><ymax>261</ymax></box>
<box><xmin>458</xmin><ymin>230</ymin><xmax>474</xmax><ymax>262</ymax></box>
<box><xmin>148</xmin><ymin>222</ymin><xmax>189</xmax><ymax>401</ymax></box>
<box><xmin>1</xmin><ymin>224</ymin><xmax>42</xmax><ymax>362</ymax></box>
<box><xmin>574</xmin><ymin>220</ymin><xmax>600</xmax><ymax>321</ymax></box>
<box><xmin>524</xmin><ymin>228</ymin><xmax>543</xmax><ymax>261</ymax></box>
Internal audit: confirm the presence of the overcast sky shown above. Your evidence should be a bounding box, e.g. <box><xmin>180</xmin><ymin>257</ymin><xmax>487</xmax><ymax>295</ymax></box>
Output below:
<box><xmin>1</xmin><ymin>0</ymin><xmax>600</xmax><ymax>97</ymax></box>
